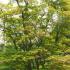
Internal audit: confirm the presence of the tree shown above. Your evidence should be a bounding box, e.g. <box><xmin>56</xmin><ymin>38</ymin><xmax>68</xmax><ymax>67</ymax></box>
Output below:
<box><xmin>0</xmin><ymin>0</ymin><xmax>70</xmax><ymax>70</ymax></box>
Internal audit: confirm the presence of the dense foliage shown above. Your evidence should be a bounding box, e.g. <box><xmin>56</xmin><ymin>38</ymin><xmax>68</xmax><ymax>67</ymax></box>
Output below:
<box><xmin>0</xmin><ymin>0</ymin><xmax>70</xmax><ymax>70</ymax></box>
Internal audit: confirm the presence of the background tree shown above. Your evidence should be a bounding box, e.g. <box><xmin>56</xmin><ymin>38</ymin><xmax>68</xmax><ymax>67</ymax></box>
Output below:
<box><xmin>0</xmin><ymin>0</ymin><xmax>70</xmax><ymax>70</ymax></box>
